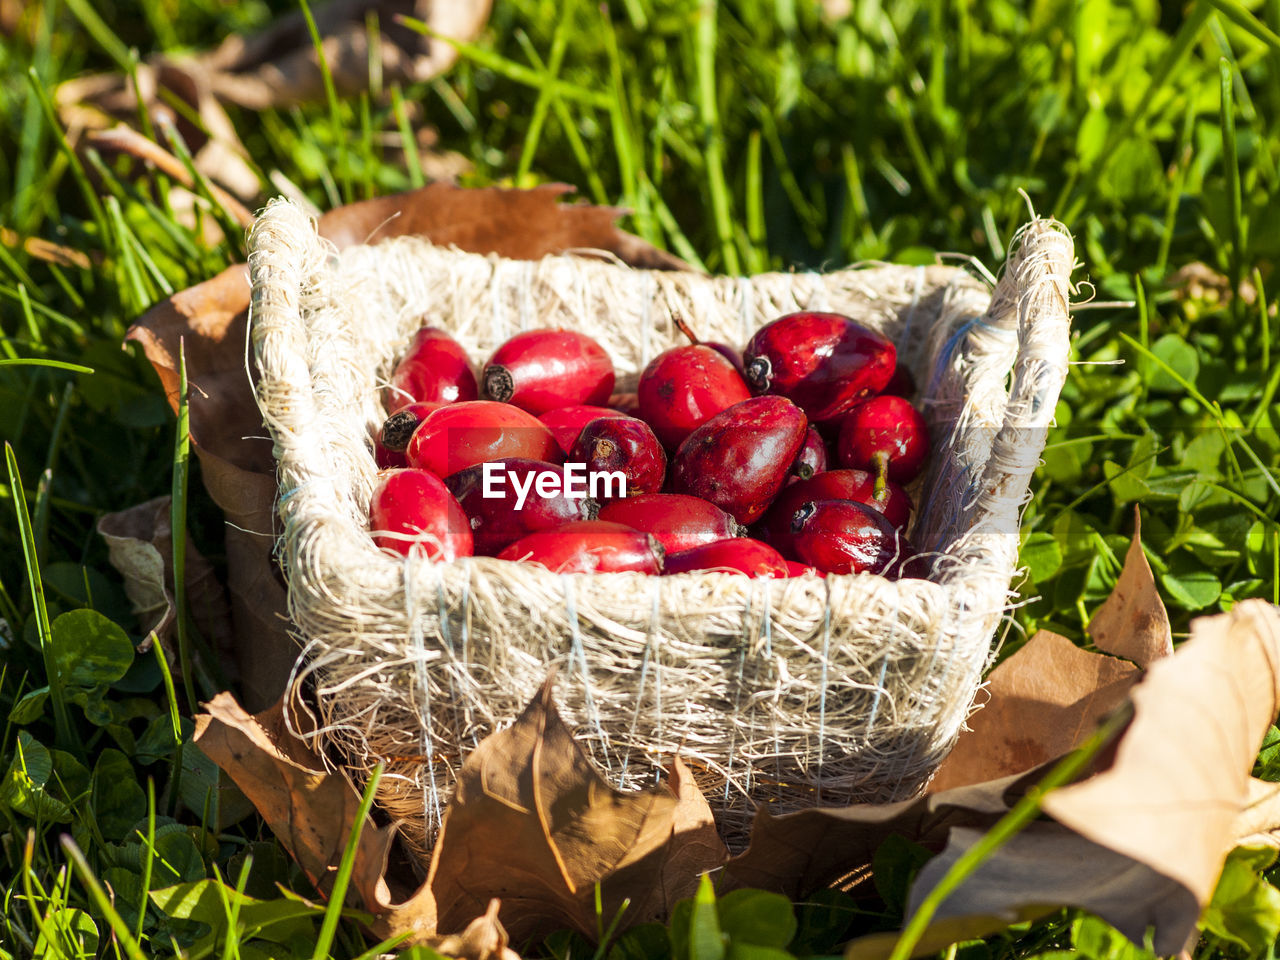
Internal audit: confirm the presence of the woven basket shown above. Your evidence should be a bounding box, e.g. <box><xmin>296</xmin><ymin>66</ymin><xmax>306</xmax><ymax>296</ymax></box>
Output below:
<box><xmin>247</xmin><ymin>198</ymin><xmax>1073</xmax><ymax>858</ymax></box>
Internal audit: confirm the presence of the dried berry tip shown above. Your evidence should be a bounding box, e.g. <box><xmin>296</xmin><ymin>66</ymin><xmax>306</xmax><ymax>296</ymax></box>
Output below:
<box><xmin>745</xmin><ymin>356</ymin><xmax>771</xmax><ymax>391</ymax></box>
<box><xmin>380</xmin><ymin>409</ymin><xmax>424</xmax><ymax>452</ymax></box>
<box><xmin>484</xmin><ymin>365</ymin><xmax>515</xmax><ymax>403</ymax></box>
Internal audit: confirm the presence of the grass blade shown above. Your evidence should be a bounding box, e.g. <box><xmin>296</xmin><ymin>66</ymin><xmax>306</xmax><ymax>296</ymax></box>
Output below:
<box><xmin>5</xmin><ymin>443</ymin><xmax>71</xmax><ymax>747</ymax></box>
<box><xmin>695</xmin><ymin>0</ymin><xmax>741</xmax><ymax>274</ymax></box>
<box><xmin>1219</xmin><ymin>57</ymin><xmax>1246</xmax><ymax>323</ymax></box>
<box><xmin>61</xmin><ymin>837</ymin><xmax>149</xmax><ymax>960</ymax></box>
<box><xmin>299</xmin><ymin>0</ymin><xmax>351</xmax><ymax>204</ymax></box>
<box><xmin>310</xmin><ymin>764</ymin><xmax>384</xmax><ymax>960</ymax></box>
<box><xmin>172</xmin><ymin>341</ymin><xmax>197</xmax><ymax>711</ymax></box>
<box><xmin>887</xmin><ymin>707</ymin><xmax>1132</xmax><ymax>960</ymax></box>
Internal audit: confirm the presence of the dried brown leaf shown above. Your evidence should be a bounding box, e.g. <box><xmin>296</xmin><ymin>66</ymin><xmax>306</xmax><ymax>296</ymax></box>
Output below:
<box><xmin>194</xmin><ymin>692</ymin><xmax>402</xmax><ymax>897</ymax></box>
<box><xmin>427</xmin><ymin>680</ymin><xmax>726</xmax><ymax>941</ymax></box>
<box><xmin>96</xmin><ymin>494</ymin><xmax>234</xmax><ymax>670</ymax></box>
<box><xmin>315</xmin><ymin>182</ymin><xmax>690</xmax><ymax>270</ymax></box>
<box><xmin>1042</xmin><ymin>600</ymin><xmax>1280</xmax><ymax>912</ymax></box>
<box><xmin>927</xmin><ymin>631</ymin><xmax>1139</xmax><ymax>792</ymax></box>
<box><xmin>127</xmin><ymin>265</ymin><xmax>294</xmax><ymax>708</ymax></box>
<box><xmin>204</xmin><ymin>0</ymin><xmax>491</xmax><ymax>108</ymax></box>
<box><xmin>719</xmin><ymin>765</ymin><xmax>1052</xmax><ymax>900</ymax></box>
<box><xmin>841</xmin><ymin>600</ymin><xmax>1280</xmax><ymax>959</ymax></box>
<box><xmin>87</xmin><ymin>126</ymin><xmax>256</xmax><ymax>227</ymax></box>
<box><xmin>1088</xmin><ymin>508</ymin><xmax>1173</xmax><ymax>667</ymax></box>
<box><xmin>846</xmin><ymin>823</ymin><xmax>1194</xmax><ymax>960</ymax></box>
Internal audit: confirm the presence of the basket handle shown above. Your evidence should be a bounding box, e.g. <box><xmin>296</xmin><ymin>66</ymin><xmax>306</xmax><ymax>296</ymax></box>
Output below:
<box><xmin>969</xmin><ymin>219</ymin><xmax>1075</xmax><ymax>535</ymax></box>
<box><xmin>246</xmin><ymin>198</ymin><xmax>336</xmax><ymax>517</ymax></box>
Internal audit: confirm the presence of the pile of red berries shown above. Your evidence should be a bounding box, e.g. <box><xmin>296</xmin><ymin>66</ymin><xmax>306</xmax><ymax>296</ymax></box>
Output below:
<box><xmin>368</xmin><ymin>311</ymin><xmax>930</xmax><ymax>579</ymax></box>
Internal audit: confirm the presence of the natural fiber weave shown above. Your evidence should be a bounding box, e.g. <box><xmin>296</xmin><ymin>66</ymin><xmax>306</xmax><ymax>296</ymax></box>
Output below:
<box><xmin>247</xmin><ymin>198</ymin><xmax>1074</xmax><ymax>859</ymax></box>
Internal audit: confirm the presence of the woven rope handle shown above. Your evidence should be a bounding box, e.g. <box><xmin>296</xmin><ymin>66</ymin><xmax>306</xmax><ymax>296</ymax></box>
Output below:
<box><xmin>971</xmin><ymin>219</ymin><xmax>1074</xmax><ymax>532</ymax></box>
<box><xmin>247</xmin><ymin>199</ymin><xmax>333</xmax><ymax>514</ymax></box>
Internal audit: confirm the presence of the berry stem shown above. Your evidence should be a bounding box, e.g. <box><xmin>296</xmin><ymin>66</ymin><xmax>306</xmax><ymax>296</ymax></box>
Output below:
<box><xmin>673</xmin><ymin>313</ymin><xmax>701</xmax><ymax>346</ymax></box>
<box><xmin>872</xmin><ymin>451</ymin><xmax>890</xmax><ymax>501</ymax></box>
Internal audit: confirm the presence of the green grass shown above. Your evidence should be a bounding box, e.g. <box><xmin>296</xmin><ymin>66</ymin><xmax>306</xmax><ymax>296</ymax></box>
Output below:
<box><xmin>2</xmin><ymin>0</ymin><xmax>1280</xmax><ymax>957</ymax></box>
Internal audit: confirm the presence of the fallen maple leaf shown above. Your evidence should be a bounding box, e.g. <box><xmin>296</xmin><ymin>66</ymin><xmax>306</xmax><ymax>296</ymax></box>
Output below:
<box><xmin>195</xmin><ymin>681</ymin><xmax>723</xmax><ymax>950</ymax></box>
<box><xmin>428</xmin><ymin>680</ymin><xmax>727</xmax><ymax>941</ymax></box>
<box><xmin>930</xmin><ymin>511</ymin><xmax>1168</xmax><ymax>791</ymax></box>
<box><xmin>926</xmin><ymin>631</ymin><xmax>1138</xmax><ymax>793</ymax></box>
<box><xmin>845</xmin><ymin>599</ymin><xmax>1280</xmax><ymax>959</ymax></box>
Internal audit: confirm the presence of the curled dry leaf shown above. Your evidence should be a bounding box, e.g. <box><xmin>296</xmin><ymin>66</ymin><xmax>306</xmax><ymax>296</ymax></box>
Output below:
<box><xmin>1088</xmin><ymin>508</ymin><xmax>1173</xmax><ymax>668</ymax></box>
<box><xmin>926</xmin><ymin>630</ymin><xmax>1138</xmax><ymax>793</ymax></box>
<box><xmin>428</xmin><ymin>679</ymin><xmax>727</xmax><ymax>941</ymax></box>
<box><xmin>96</xmin><ymin>494</ymin><xmax>234</xmax><ymax>671</ymax></box>
<box><xmin>126</xmin><ymin>264</ymin><xmax>295</xmax><ymax>709</ymax></box>
<box><xmin>844</xmin><ymin>599</ymin><xmax>1280</xmax><ymax>959</ymax></box>
<box><xmin>316</xmin><ymin>183</ymin><xmax>690</xmax><ymax>270</ymax></box>
<box><xmin>930</xmin><ymin>511</ymin><xmax>1169</xmax><ymax>791</ymax></box>
<box><xmin>202</xmin><ymin>0</ymin><xmax>492</xmax><ymax>109</ymax></box>
<box><xmin>193</xmin><ymin>692</ymin><xmax>399</xmax><ymax>898</ymax></box>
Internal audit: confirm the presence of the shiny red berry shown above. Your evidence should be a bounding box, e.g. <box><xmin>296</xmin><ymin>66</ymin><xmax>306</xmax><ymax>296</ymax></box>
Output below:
<box><xmin>444</xmin><ymin>458</ymin><xmax>598</xmax><ymax>556</ymax></box>
<box><xmin>663</xmin><ymin>538</ymin><xmax>788</xmax><ymax>578</ymax></box>
<box><xmin>369</xmin><ymin>468</ymin><xmax>472</xmax><ymax>561</ymax></box>
<box><xmin>497</xmin><ymin>520</ymin><xmax>664</xmax><ymax>574</ymax></box>
<box><xmin>670</xmin><ymin>396</ymin><xmax>808</xmax><ymax>525</ymax></box>
<box><xmin>789</xmin><ymin>499</ymin><xmax>906</xmax><ymax>576</ymax></box>
<box><xmin>597</xmin><ymin>493</ymin><xmax>744</xmax><ymax>554</ymax></box>
<box><xmin>788</xmin><ymin>426</ymin><xmax>829</xmax><ymax>482</ymax></box>
<box><xmin>377</xmin><ymin>400</ymin><xmax>445</xmax><ymax>468</ymax></box>
<box><xmin>742</xmin><ymin>312</ymin><xmax>895</xmax><ymax>421</ymax></box>
<box><xmin>483</xmin><ymin>330</ymin><xmax>615</xmax><ymax>414</ymax></box>
<box><xmin>538</xmin><ymin>405</ymin><xmax>629</xmax><ymax>456</ymax></box>
<box><xmin>836</xmin><ymin>395</ymin><xmax>930</xmax><ymax>487</ymax></box>
<box><xmin>760</xmin><ymin>469</ymin><xmax>913</xmax><ymax>558</ymax></box>
<box><xmin>405</xmin><ymin>401</ymin><xmax>561</xmax><ymax>477</ymax></box>
<box><xmin>570</xmin><ymin>416</ymin><xmax>667</xmax><ymax>499</ymax></box>
<box><xmin>637</xmin><ymin>345</ymin><xmax>751</xmax><ymax>450</ymax></box>
<box><xmin>385</xmin><ymin>327</ymin><xmax>479</xmax><ymax>413</ymax></box>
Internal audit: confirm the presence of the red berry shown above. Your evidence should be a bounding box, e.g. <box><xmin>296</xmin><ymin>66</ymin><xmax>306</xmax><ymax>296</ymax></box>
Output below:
<box><xmin>670</xmin><ymin>396</ymin><xmax>808</xmax><ymax>525</ymax></box>
<box><xmin>637</xmin><ymin>345</ymin><xmax>751</xmax><ymax>449</ymax></box>
<box><xmin>836</xmin><ymin>395</ymin><xmax>930</xmax><ymax>486</ymax></box>
<box><xmin>405</xmin><ymin>401</ymin><xmax>561</xmax><ymax>477</ymax></box>
<box><xmin>369</xmin><ymin>468</ymin><xmax>472</xmax><ymax>561</ymax></box>
<box><xmin>784</xmin><ymin>560</ymin><xmax>819</xmax><ymax>577</ymax></box>
<box><xmin>597</xmin><ymin>493</ymin><xmax>744</xmax><ymax>554</ymax></box>
<box><xmin>663</xmin><ymin>538</ymin><xmax>788</xmax><ymax>578</ymax></box>
<box><xmin>789</xmin><ymin>499</ymin><xmax>907</xmax><ymax>576</ymax></box>
<box><xmin>570</xmin><ymin>416</ymin><xmax>667</xmax><ymax>499</ymax></box>
<box><xmin>497</xmin><ymin>520</ymin><xmax>664</xmax><ymax>574</ymax></box>
<box><xmin>444</xmin><ymin>458</ymin><xmax>598</xmax><ymax>556</ymax></box>
<box><xmin>788</xmin><ymin>426</ymin><xmax>829</xmax><ymax>482</ymax></box>
<box><xmin>483</xmin><ymin>330</ymin><xmax>615</xmax><ymax>414</ymax></box>
<box><xmin>538</xmin><ymin>405</ymin><xmax>629</xmax><ymax>456</ymax></box>
<box><xmin>742</xmin><ymin>312</ymin><xmax>895</xmax><ymax>421</ymax></box>
<box><xmin>760</xmin><ymin>469</ymin><xmax>913</xmax><ymax>557</ymax></box>
<box><xmin>385</xmin><ymin>327</ymin><xmax>478</xmax><ymax>413</ymax></box>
